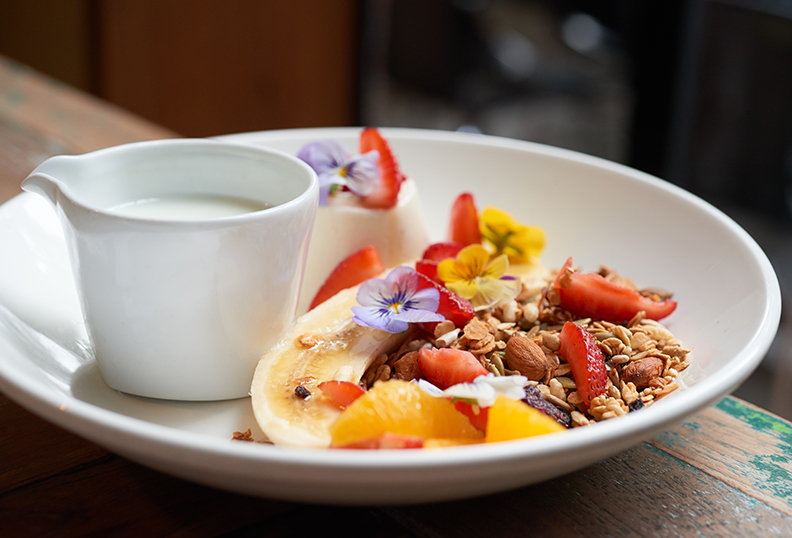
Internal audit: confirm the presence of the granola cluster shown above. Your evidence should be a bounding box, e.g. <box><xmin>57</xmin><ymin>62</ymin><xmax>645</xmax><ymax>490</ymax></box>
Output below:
<box><xmin>361</xmin><ymin>267</ymin><xmax>690</xmax><ymax>428</ymax></box>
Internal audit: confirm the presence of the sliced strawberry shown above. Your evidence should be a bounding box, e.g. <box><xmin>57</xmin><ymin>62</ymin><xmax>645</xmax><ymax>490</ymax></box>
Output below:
<box><xmin>334</xmin><ymin>432</ymin><xmax>424</xmax><ymax>449</ymax></box>
<box><xmin>454</xmin><ymin>400</ymin><xmax>489</xmax><ymax>431</ymax></box>
<box><xmin>553</xmin><ymin>257</ymin><xmax>677</xmax><ymax>323</ymax></box>
<box><xmin>309</xmin><ymin>245</ymin><xmax>385</xmax><ymax>310</ymax></box>
<box><xmin>415</xmin><ymin>259</ymin><xmax>440</xmax><ymax>283</ymax></box>
<box><xmin>557</xmin><ymin>321</ymin><xmax>607</xmax><ymax>408</ymax></box>
<box><xmin>448</xmin><ymin>192</ymin><xmax>481</xmax><ymax>246</ymax></box>
<box><xmin>318</xmin><ymin>380</ymin><xmax>366</xmax><ymax>409</ymax></box>
<box><xmin>415</xmin><ymin>273</ymin><xmax>475</xmax><ymax>330</ymax></box>
<box><xmin>422</xmin><ymin>241</ymin><xmax>464</xmax><ymax>263</ymax></box>
<box><xmin>359</xmin><ymin>127</ymin><xmax>405</xmax><ymax>209</ymax></box>
<box><xmin>417</xmin><ymin>347</ymin><xmax>488</xmax><ymax>390</ymax></box>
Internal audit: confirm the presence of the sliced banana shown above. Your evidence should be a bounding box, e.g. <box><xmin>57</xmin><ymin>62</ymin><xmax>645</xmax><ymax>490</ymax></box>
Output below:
<box><xmin>250</xmin><ymin>285</ymin><xmax>409</xmax><ymax>448</ymax></box>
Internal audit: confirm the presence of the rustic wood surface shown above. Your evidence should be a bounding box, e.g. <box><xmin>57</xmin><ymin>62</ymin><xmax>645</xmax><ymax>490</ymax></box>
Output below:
<box><xmin>1</xmin><ymin>55</ymin><xmax>790</xmax><ymax>537</ymax></box>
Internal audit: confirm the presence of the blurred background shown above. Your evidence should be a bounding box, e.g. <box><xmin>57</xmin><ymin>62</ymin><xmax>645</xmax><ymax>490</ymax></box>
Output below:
<box><xmin>2</xmin><ymin>0</ymin><xmax>792</xmax><ymax>417</ymax></box>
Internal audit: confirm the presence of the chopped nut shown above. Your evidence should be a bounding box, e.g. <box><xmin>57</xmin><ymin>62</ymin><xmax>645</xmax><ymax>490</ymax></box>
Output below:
<box><xmin>232</xmin><ymin>429</ymin><xmax>255</xmax><ymax>442</ymax></box>
<box><xmin>468</xmin><ymin>336</ymin><xmax>497</xmax><ymax>355</ymax></box>
<box><xmin>554</xmin><ymin>363</ymin><xmax>572</xmax><ymax>377</ymax></box>
<box><xmin>613</xmin><ymin>325</ymin><xmax>632</xmax><ymax>346</ymax></box>
<box><xmin>393</xmin><ymin>352</ymin><xmax>422</xmax><ymax>381</ymax></box>
<box><xmin>629</xmin><ymin>332</ymin><xmax>650</xmax><ymax>351</ymax></box>
<box><xmin>297</xmin><ymin>333</ymin><xmax>324</xmax><ymax>348</ymax></box>
<box><xmin>435</xmin><ymin>328</ymin><xmax>460</xmax><ymax>348</ymax></box>
<box><xmin>522</xmin><ymin>302</ymin><xmax>539</xmax><ymax>323</ymax></box>
<box><xmin>541</xmin><ymin>332</ymin><xmax>561</xmax><ymax>351</ymax></box>
<box><xmin>464</xmin><ymin>318</ymin><xmax>491</xmax><ymax>341</ymax></box>
<box><xmin>570</xmin><ymin>410</ymin><xmax>590</xmax><ymax>427</ymax></box>
<box><xmin>548</xmin><ymin>378</ymin><xmax>566</xmax><ymax>400</ymax></box>
<box><xmin>655</xmin><ymin>382</ymin><xmax>680</xmax><ymax>400</ymax></box>
<box><xmin>620</xmin><ymin>381</ymin><xmax>639</xmax><ymax>404</ymax></box>
<box><xmin>498</xmin><ymin>300</ymin><xmax>521</xmax><ymax>323</ymax></box>
<box><xmin>545</xmin><ymin>394</ymin><xmax>572</xmax><ymax>411</ymax></box>
<box><xmin>504</xmin><ymin>334</ymin><xmax>549</xmax><ymax>381</ymax></box>
<box><xmin>433</xmin><ymin>319</ymin><xmax>456</xmax><ymax>338</ymax></box>
<box><xmin>611</xmin><ymin>354</ymin><xmax>630</xmax><ymax>364</ymax></box>
<box><xmin>622</xmin><ymin>356</ymin><xmax>664</xmax><ymax>390</ymax></box>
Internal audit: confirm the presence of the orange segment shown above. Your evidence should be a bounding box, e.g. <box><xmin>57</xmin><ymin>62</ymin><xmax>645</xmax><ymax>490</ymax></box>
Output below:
<box><xmin>329</xmin><ymin>379</ymin><xmax>483</xmax><ymax>447</ymax></box>
<box><xmin>485</xmin><ymin>395</ymin><xmax>566</xmax><ymax>443</ymax></box>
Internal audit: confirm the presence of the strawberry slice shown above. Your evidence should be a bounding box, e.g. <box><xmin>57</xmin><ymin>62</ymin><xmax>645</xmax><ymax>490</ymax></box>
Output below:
<box><xmin>553</xmin><ymin>257</ymin><xmax>677</xmax><ymax>323</ymax></box>
<box><xmin>333</xmin><ymin>432</ymin><xmax>424</xmax><ymax>449</ymax></box>
<box><xmin>415</xmin><ymin>259</ymin><xmax>441</xmax><ymax>283</ymax></box>
<box><xmin>415</xmin><ymin>272</ymin><xmax>475</xmax><ymax>330</ymax></box>
<box><xmin>448</xmin><ymin>192</ymin><xmax>481</xmax><ymax>246</ymax></box>
<box><xmin>359</xmin><ymin>127</ymin><xmax>405</xmax><ymax>209</ymax></box>
<box><xmin>422</xmin><ymin>241</ymin><xmax>464</xmax><ymax>262</ymax></box>
<box><xmin>557</xmin><ymin>321</ymin><xmax>607</xmax><ymax>408</ymax></box>
<box><xmin>454</xmin><ymin>400</ymin><xmax>489</xmax><ymax>431</ymax></box>
<box><xmin>417</xmin><ymin>347</ymin><xmax>488</xmax><ymax>390</ymax></box>
<box><xmin>309</xmin><ymin>245</ymin><xmax>385</xmax><ymax>310</ymax></box>
<box><xmin>415</xmin><ymin>243</ymin><xmax>463</xmax><ymax>284</ymax></box>
<box><xmin>318</xmin><ymin>380</ymin><xmax>366</xmax><ymax>409</ymax></box>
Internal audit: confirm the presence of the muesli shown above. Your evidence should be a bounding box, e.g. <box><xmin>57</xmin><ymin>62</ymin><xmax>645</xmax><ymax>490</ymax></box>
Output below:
<box><xmin>244</xmin><ymin>129</ymin><xmax>689</xmax><ymax>449</ymax></box>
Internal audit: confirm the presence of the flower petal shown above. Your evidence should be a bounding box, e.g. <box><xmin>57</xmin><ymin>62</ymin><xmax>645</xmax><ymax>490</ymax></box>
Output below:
<box><xmin>482</xmin><ymin>253</ymin><xmax>509</xmax><ymax>279</ymax></box>
<box><xmin>403</xmin><ymin>286</ymin><xmax>440</xmax><ymax>314</ymax></box>
<box><xmin>470</xmin><ymin>278</ymin><xmax>507</xmax><ymax>310</ymax></box>
<box><xmin>297</xmin><ymin>140</ymin><xmax>348</xmax><ymax>175</ymax></box>
<box><xmin>443</xmin><ymin>382</ymin><xmax>499</xmax><ymax>408</ymax></box>
<box><xmin>416</xmin><ymin>379</ymin><xmax>444</xmax><ymax>397</ymax></box>
<box><xmin>457</xmin><ymin>244</ymin><xmax>490</xmax><ymax>276</ymax></box>
<box><xmin>352</xmin><ymin>305</ymin><xmax>409</xmax><ymax>333</ymax></box>
<box><xmin>353</xmin><ymin>266</ymin><xmax>443</xmax><ymax>333</ymax></box>
<box><xmin>474</xmin><ymin>373</ymin><xmax>527</xmax><ymax>401</ymax></box>
<box><xmin>437</xmin><ymin>258</ymin><xmax>470</xmax><ymax>284</ymax></box>
<box><xmin>445</xmin><ymin>279</ymin><xmax>480</xmax><ymax>301</ymax></box>
<box><xmin>343</xmin><ymin>151</ymin><xmax>380</xmax><ymax>196</ymax></box>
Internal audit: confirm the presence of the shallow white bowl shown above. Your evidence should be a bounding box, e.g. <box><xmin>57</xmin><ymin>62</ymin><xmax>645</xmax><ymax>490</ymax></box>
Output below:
<box><xmin>0</xmin><ymin>128</ymin><xmax>781</xmax><ymax>505</ymax></box>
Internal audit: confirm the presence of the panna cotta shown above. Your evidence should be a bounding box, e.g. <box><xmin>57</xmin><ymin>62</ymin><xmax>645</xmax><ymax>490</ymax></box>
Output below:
<box><xmin>297</xmin><ymin>177</ymin><xmax>429</xmax><ymax>313</ymax></box>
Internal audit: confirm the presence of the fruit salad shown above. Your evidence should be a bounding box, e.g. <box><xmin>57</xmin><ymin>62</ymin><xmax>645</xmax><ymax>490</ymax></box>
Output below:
<box><xmin>246</xmin><ymin>130</ymin><xmax>689</xmax><ymax>450</ymax></box>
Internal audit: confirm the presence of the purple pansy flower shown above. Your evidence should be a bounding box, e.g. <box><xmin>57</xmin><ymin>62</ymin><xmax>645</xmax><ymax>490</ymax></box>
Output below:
<box><xmin>352</xmin><ymin>266</ymin><xmax>445</xmax><ymax>334</ymax></box>
<box><xmin>297</xmin><ymin>140</ymin><xmax>380</xmax><ymax>205</ymax></box>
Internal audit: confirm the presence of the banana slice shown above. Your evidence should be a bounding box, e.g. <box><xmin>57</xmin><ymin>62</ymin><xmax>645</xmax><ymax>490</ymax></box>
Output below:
<box><xmin>250</xmin><ymin>285</ymin><xmax>409</xmax><ymax>448</ymax></box>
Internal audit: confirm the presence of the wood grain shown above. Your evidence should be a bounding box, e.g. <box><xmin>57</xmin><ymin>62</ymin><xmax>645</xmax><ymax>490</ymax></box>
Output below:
<box><xmin>388</xmin><ymin>432</ymin><xmax>792</xmax><ymax>537</ymax></box>
<box><xmin>650</xmin><ymin>397</ymin><xmax>792</xmax><ymax>516</ymax></box>
<box><xmin>0</xmin><ymin>55</ymin><xmax>176</xmax><ymax>203</ymax></box>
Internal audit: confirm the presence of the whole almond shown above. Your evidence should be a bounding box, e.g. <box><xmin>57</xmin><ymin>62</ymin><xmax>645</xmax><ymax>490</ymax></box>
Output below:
<box><xmin>504</xmin><ymin>334</ymin><xmax>549</xmax><ymax>381</ymax></box>
<box><xmin>621</xmin><ymin>356</ymin><xmax>664</xmax><ymax>390</ymax></box>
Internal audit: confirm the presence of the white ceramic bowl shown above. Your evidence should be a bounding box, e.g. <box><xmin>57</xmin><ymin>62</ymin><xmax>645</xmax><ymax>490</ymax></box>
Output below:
<box><xmin>0</xmin><ymin>128</ymin><xmax>780</xmax><ymax>505</ymax></box>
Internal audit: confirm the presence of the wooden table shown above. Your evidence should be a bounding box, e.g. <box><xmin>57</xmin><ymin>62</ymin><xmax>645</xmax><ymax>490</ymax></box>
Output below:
<box><xmin>1</xmin><ymin>55</ymin><xmax>791</xmax><ymax>537</ymax></box>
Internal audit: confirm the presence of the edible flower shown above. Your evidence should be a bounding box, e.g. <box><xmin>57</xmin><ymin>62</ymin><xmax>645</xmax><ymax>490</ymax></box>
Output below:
<box><xmin>417</xmin><ymin>374</ymin><xmax>528</xmax><ymax>408</ymax></box>
<box><xmin>480</xmin><ymin>207</ymin><xmax>545</xmax><ymax>264</ymax></box>
<box><xmin>297</xmin><ymin>139</ymin><xmax>380</xmax><ymax>205</ymax></box>
<box><xmin>352</xmin><ymin>266</ymin><xmax>445</xmax><ymax>334</ymax></box>
<box><xmin>436</xmin><ymin>244</ymin><xmax>521</xmax><ymax>310</ymax></box>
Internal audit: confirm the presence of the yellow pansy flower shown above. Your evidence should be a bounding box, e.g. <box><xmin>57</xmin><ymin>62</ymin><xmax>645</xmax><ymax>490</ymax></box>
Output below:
<box><xmin>437</xmin><ymin>244</ymin><xmax>520</xmax><ymax>311</ymax></box>
<box><xmin>479</xmin><ymin>207</ymin><xmax>545</xmax><ymax>264</ymax></box>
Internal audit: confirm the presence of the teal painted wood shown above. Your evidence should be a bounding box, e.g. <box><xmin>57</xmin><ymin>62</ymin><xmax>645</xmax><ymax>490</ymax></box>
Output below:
<box><xmin>650</xmin><ymin>396</ymin><xmax>792</xmax><ymax>516</ymax></box>
<box><xmin>717</xmin><ymin>397</ymin><xmax>792</xmax><ymax>503</ymax></box>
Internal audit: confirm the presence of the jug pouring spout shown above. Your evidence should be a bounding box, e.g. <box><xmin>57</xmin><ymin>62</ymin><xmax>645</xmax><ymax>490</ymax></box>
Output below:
<box><xmin>21</xmin><ymin>155</ymin><xmax>77</xmax><ymax>207</ymax></box>
<box><xmin>21</xmin><ymin>172</ymin><xmax>63</xmax><ymax>207</ymax></box>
